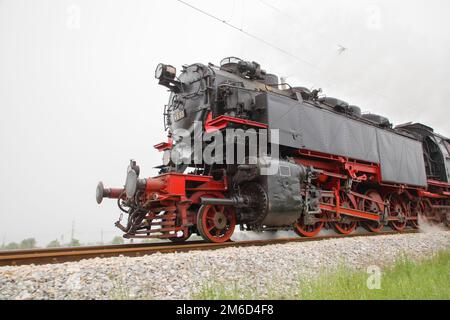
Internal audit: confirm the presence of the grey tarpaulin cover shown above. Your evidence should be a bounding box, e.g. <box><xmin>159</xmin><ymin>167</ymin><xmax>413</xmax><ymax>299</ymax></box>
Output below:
<box><xmin>256</xmin><ymin>93</ymin><xmax>428</xmax><ymax>187</ymax></box>
<box><xmin>376</xmin><ymin>130</ymin><xmax>427</xmax><ymax>186</ymax></box>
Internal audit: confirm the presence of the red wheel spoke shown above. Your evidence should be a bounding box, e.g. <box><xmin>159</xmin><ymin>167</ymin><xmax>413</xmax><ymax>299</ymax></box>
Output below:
<box><xmin>333</xmin><ymin>192</ymin><xmax>358</xmax><ymax>235</ymax></box>
<box><xmin>360</xmin><ymin>190</ymin><xmax>384</xmax><ymax>233</ymax></box>
<box><xmin>198</xmin><ymin>204</ymin><xmax>236</xmax><ymax>243</ymax></box>
<box><xmin>294</xmin><ymin>219</ymin><xmax>324</xmax><ymax>238</ymax></box>
<box><xmin>388</xmin><ymin>196</ymin><xmax>407</xmax><ymax>231</ymax></box>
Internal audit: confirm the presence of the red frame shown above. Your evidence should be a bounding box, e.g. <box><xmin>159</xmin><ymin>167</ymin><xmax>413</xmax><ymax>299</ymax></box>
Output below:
<box><xmin>205</xmin><ymin>113</ymin><xmax>268</xmax><ymax>133</ymax></box>
<box><xmin>135</xmin><ymin>124</ymin><xmax>448</xmax><ymax>239</ymax></box>
<box><xmin>296</xmin><ymin>148</ymin><xmax>448</xmax><ymax>223</ymax></box>
<box><xmin>136</xmin><ymin>173</ymin><xmax>229</xmax><ymax>239</ymax></box>
<box><xmin>144</xmin><ymin>146</ymin><xmax>449</xmax><ymax>235</ymax></box>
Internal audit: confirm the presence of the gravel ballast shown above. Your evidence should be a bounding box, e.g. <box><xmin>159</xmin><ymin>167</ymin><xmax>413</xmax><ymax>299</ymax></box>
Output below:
<box><xmin>0</xmin><ymin>230</ymin><xmax>449</xmax><ymax>300</ymax></box>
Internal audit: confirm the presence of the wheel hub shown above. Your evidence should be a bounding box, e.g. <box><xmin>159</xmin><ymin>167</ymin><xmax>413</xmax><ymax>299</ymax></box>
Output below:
<box><xmin>340</xmin><ymin>201</ymin><xmax>352</xmax><ymax>223</ymax></box>
<box><xmin>213</xmin><ymin>211</ymin><xmax>227</xmax><ymax>229</ymax></box>
<box><xmin>393</xmin><ymin>204</ymin><xmax>405</xmax><ymax>222</ymax></box>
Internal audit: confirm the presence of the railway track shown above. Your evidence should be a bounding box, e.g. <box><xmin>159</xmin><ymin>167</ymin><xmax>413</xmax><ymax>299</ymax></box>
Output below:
<box><xmin>0</xmin><ymin>229</ymin><xmax>420</xmax><ymax>267</ymax></box>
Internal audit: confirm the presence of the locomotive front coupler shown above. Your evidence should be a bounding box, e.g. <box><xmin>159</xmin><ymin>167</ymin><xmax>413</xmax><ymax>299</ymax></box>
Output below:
<box><xmin>96</xmin><ymin>182</ymin><xmax>125</xmax><ymax>205</ymax></box>
<box><xmin>96</xmin><ymin>160</ymin><xmax>164</xmax><ymax>205</ymax></box>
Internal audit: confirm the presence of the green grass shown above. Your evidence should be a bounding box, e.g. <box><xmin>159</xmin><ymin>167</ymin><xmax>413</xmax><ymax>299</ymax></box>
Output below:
<box><xmin>193</xmin><ymin>249</ymin><xmax>450</xmax><ymax>300</ymax></box>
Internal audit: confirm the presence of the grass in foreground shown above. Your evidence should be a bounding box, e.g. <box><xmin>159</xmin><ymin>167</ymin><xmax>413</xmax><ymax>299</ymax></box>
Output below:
<box><xmin>193</xmin><ymin>249</ymin><xmax>450</xmax><ymax>300</ymax></box>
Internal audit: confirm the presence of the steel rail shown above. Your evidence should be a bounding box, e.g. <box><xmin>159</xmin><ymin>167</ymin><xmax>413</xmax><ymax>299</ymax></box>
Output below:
<box><xmin>0</xmin><ymin>240</ymin><xmax>205</xmax><ymax>257</ymax></box>
<box><xmin>0</xmin><ymin>230</ymin><xmax>420</xmax><ymax>267</ymax></box>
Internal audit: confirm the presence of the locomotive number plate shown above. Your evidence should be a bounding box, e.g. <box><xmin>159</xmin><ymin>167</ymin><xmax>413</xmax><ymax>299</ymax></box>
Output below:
<box><xmin>173</xmin><ymin>109</ymin><xmax>186</xmax><ymax>122</ymax></box>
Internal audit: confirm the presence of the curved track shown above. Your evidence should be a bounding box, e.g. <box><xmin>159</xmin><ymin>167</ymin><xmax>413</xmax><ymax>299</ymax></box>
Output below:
<box><xmin>0</xmin><ymin>230</ymin><xmax>421</xmax><ymax>267</ymax></box>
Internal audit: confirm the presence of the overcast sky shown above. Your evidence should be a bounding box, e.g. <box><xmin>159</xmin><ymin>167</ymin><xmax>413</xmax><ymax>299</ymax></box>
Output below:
<box><xmin>1</xmin><ymin>0</ymin><xmax>449</xmax><ymax>246</ymax></box>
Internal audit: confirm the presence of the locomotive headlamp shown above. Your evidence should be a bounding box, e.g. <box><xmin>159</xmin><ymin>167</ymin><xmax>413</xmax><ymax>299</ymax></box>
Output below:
<box><xmin>155</xmin><ymin>63</ymin><xmax>164</xmax><ymax>79</ymax></box>
<box><xmin>155</xmin><ymin>63</ymin><xmax>181</xmax><ymax>93</ymax></box>
<box><xmin>155</xmin><ymin>63</ymin><xmax>177</xmax><ymax>80</ymax></box>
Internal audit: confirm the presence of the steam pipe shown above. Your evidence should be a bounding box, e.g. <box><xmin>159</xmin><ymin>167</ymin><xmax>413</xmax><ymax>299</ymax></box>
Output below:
<box><xmin>145</xmin><ymin>178</ymin><xmax>165</xmax><ymax>192</ymax></box>
<box><xmin>201</xmin><ymin>196</ymin><xmax>249</xmax><ymax>207</ymax></box>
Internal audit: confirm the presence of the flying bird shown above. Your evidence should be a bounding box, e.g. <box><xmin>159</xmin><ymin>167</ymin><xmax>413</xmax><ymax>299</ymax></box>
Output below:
<box><xmin>337</xmin><ymin>45</ymin><xmax>347</xmax><ymax>55</ymax></box>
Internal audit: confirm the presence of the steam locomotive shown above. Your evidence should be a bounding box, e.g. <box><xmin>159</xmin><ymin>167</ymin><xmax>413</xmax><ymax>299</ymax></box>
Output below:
<box><xmin>96</xmin><ymin>57</ymin><xmax>450</xmax><ymax>243</ymax></box>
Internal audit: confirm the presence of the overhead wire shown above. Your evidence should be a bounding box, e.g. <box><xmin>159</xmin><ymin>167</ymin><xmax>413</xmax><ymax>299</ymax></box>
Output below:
<box><xmin>257</xmin><ymin>1</ymin><xmax>431</xmax><ymax>115</ymax></box>
<box><xmin>175</xmin><ymin>0</ymin><xmax>426</xmax><ymax>115</ymax></box>
<box><xmin>175</xmin><ymin>0</ymin><xmax>320</xmax><ymax>72</ymax></box>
